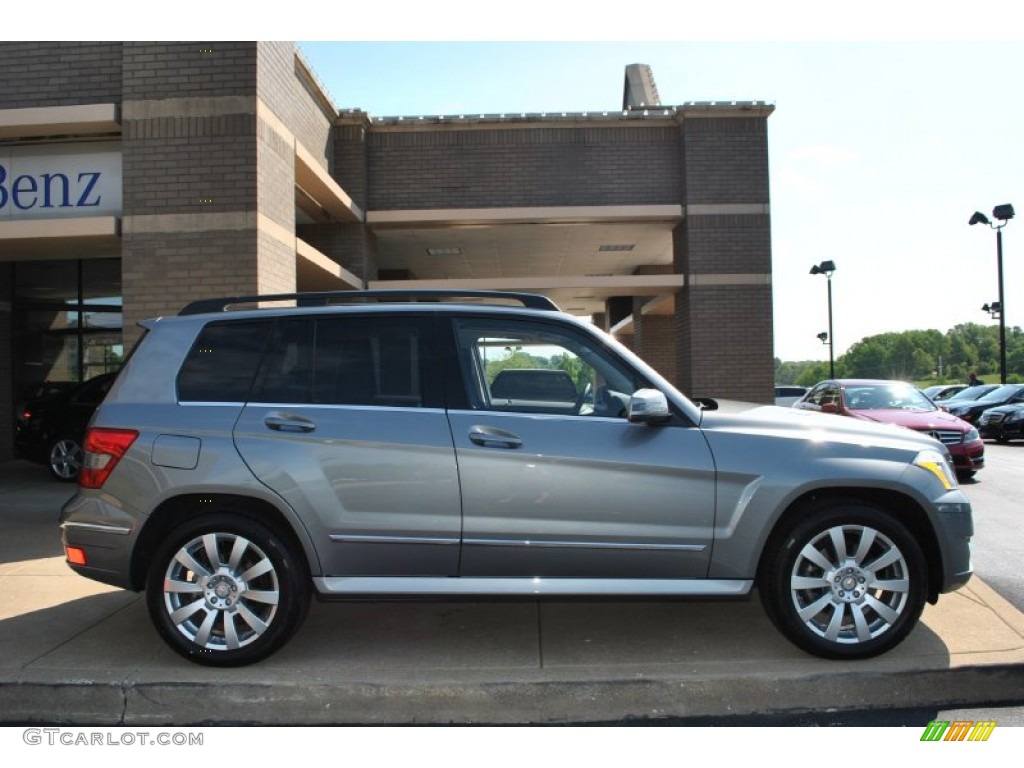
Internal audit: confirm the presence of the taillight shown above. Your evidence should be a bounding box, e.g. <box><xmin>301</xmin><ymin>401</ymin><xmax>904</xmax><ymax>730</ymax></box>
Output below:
<box><xmin>80</xmin><ymin>428</ymin><xmax>138</xmax><ymax>489</ymax></box>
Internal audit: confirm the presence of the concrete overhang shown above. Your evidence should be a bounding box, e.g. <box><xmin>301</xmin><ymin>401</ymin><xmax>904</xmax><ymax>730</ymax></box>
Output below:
<box><xmin>294</xmin><ymin>143</ymin><xmax>363</xmax><ymax>223</ymax></box>
<box><xmin>368</xmin><ymin>205</ymin><xmax>682</xmax><ymax>228</ymax></box>
<box><xmin>0</xmin><ymin>104</ymin><xmax>120</xmax><ymax>139</ymax></box>
<box><xmin>0</xmin><ymin>216</ymin><xmax>120</xmax><ymax>259</ymax></box>
<box><xmin>296</xmin><ymin>237</ymin><xmax>363</xmax><ymax>291</ymax></box>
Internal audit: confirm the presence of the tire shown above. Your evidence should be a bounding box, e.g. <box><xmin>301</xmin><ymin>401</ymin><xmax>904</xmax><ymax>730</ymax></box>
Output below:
<box><xmin>49</xmin><ymin>436</ymin><xmax>83</xmax><ymax>482</ymax></box>
<box><xmin>146</xmin><ymin>514</ymin><xmax>311</xmax><ymax>666</ymax></box>
<box><xmin>759</xmin><ymin>502</ymin><xmax>927</xmax><ymax>660</ymax></box>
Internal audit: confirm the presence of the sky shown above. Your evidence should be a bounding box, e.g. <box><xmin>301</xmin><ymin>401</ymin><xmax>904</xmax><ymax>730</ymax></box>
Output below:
<box><xmin>16</xmin><ymin>1</ymin><xmax>1024</xmax><ymax>364</ymax></box>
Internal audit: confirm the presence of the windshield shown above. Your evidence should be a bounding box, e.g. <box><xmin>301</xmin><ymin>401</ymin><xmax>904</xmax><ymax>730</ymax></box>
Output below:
<box><xmin>843</xmin><ymin>383</ymin><xmax>934</xmax><ymax>411</ymax></box>
<box><xmin>947</xmin><ymin>384</ymin><xmax>994</xmax><ymax>402</ymax></box>
<box><xmin>979</xmin><ymin>384</ymin><xmax>1022</xmax><ymax>403</ymax></box>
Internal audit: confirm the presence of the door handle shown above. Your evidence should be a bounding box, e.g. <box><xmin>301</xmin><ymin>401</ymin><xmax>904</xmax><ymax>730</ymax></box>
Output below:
<box><xmin>264</xmin><ymin>413</ymin><xmax>316</xmax><ymax>433</ymax></box>
<box><xmin>468</xmin><ymin>425</ymin><xmax>523</xmax><ymax>449</ymax></box>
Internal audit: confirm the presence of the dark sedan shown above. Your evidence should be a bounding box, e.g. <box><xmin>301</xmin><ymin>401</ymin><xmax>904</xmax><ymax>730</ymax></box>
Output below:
<box><xmin>14</xmin><ymin>372</ymin><xmax>117</xmax><ymax>481</ymax></box>
<box><xmin>943</xmin><ymin>383</ymin><xmax>1024</xmax><ymax>425</ymax></box>
<box><xmin>978</xmin><ymin>402</ymin><xmax>1024</xmax><ymax>442</ymax></box>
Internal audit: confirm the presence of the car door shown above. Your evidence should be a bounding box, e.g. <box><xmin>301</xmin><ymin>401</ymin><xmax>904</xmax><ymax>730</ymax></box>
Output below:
<box><xmin>233</xmin><ymin>313</ymin><xmax>461</xmax><ymax>577</ymax></box>
<box><xmin>445</xmin><ymin>315</ymin><xmax>716</xmax><ymax>579</ymax></box>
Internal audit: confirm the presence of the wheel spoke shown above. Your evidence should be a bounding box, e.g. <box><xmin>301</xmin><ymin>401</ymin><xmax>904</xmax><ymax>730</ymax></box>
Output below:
<box><xmin>236</xmin><ymin>602</ymin><xmax>269</xmax><ymax>636</ymax></box>
<box><xmin>799</xmin><ymin>543</ymin><xmax>836</xmax><ymax>573</ymax></box>
<box><xmin>243</xmin><ymin>589</ymin><xmax>280</xmax><ymax>605</ymax></box>
<box><xmin>797</xmin><ymin>592</ymin><xmax>834</xmax><ymax>622</ymax></box>
<box><xmin>824</xmin><ymin>603</ymin><xmax>846</xmax><ymax>641</ymax></box>
<box><xmin>864</xmin><ymin>594</ymin><xmax>901</xmax><ymax>624</ymax></box>
<box><xmin>791</xmin><ymin>575</ymin><xmax>830</xmax><ymax>590</ymax></box>
<box><xmin>193</xmin><ymin>608</ymin><xmax>219</xmax><ymax>647</ymax></box>
<box><xmin>852</xmin><ymin>528</ymin><xmax>877</xmax><ymax>565</ymax></box>
<box><xmin>240</xmin><ymin>557</ymin><xmax>274</xmax><ymax>582</ymax></box>
<box><xmin>164</xmin><ymin>578</ymin><xmax>202</xmax><ymax>594</ymax></box>
<box><xmin>863</xmin><ymin>547</ymin><xmax>903</xmax><ymax>573</ymax></box>
<box><xmin>850</xmin><ymin>603</ymin><xmax>873</xmax><ymax>641</ymax></box>
<box><xmin>202</xmin><ymin>533</ymin><xmax>222</xmax><ymax>570</ymax></box>
<box><xmin>223</xmin><ymin>612</ymin><xmax>241</xmax><ymax>650</ymax></box>
<box><xmin>828</xmin><ymin>526</ymin><xmax>848</xmax><ymax>562</ymax></box>
<box><xmin>227</xmin><ymin>536</ymin><xmax>250</xmax><ymax>572</ymax></box>
<box><xmin>869</xmin><ymin>577</ymin><xmax>909</xmax><ymax>594</ymax></box>
<box><xmin>174</xmin><ymin>549</ymin><xmax>211</xmax><ymax>578</ymax></box>
<box><xmin>170</xmin><ymin>599</ymin><xmax>206</xmax><ymax>625</ymax></box>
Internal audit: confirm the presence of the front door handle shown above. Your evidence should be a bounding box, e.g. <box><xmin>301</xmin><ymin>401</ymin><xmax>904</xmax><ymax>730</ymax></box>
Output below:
<box><xmin>468</xmin><ymin>425</ymin><xmax>523</xmax><ymax>449</ymax></box>
<box><xmin>264</xmin><ymin>413</ymin><xmax>316</xmax><ymax>433</ymax></box>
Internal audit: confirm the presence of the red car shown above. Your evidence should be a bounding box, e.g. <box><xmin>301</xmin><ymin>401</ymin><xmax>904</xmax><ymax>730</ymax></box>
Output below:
<box><xmin>794</xmin><ymin>379</ymin><xmax>984</xmax><ymax>478</ymax></box>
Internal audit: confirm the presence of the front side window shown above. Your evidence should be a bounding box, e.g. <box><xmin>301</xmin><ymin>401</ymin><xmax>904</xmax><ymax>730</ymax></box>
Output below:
<box><xmin>452</xmin><ymin>318</ymin><xmax>644</xmax><ymax>418</ymax></box>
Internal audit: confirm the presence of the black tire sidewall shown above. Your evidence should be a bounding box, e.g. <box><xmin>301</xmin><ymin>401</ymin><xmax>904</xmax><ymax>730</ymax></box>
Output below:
<box><xmin>145</xmin><ymin>513</ymin><xmax>310</xmax><ymax>666</ymax></box>
<box><xmin>760</xmin><ymin>502</ymin><xmax>927</xmax><ymax>660</ymax></box>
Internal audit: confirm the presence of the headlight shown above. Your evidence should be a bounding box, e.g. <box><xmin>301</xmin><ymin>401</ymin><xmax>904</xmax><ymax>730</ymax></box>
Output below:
<box><xmin>948</xmin><ymin>407</ymin><xmax>968</xmax><ymax>416</ymax></box>
<box><xmin>913</xmin><ymin>449</ymin><xmax>958</xmax><ymax>490</ymax></box>
<box><xmin>1008</xmin><ymin>411</ymin><xmax>1024</xmax><ymax>423</ymax></box>
<box><xmin>965</xmin><ymin>427</ymin><xmax>980</xmax><ymax>441</ymax></box>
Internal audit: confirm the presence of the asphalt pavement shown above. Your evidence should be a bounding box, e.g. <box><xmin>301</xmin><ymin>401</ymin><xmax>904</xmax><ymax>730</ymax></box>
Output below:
<box><xmin>0</xmin><ymin>459</ymin><xmax>1022</xmax><ymax>726</ymax></box>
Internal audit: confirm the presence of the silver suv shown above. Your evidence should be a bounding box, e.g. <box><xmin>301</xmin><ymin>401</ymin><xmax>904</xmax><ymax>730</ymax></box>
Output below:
<box><xmin>60</xmin><ymin>291</ymin><xmax>973</xmax><ymax>666</ymax></box>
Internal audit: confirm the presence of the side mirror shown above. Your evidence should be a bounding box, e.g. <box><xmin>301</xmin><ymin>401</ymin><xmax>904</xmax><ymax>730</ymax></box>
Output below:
<box><xmin>821</xmin><ymin>402</ymin><xmax>840</xmax><ymax>414</ymax></box>
<box><xmin>627</xmin><ymin>389</ymin><xmax>671</xmax><ymax>424</ymax></box>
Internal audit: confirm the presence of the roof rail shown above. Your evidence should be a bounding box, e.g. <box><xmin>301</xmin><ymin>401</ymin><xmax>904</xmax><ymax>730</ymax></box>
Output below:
<box><xmin>178</xmin><ymin>289</ymin><xmax>561</xmax><ymax>316</ymax></box>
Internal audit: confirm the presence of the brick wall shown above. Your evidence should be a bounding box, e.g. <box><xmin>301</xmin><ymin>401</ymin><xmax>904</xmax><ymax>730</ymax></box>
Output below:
<box><xmin>122</xmin><ymin>42</ymin><xmax>256</xmax><ymax>100</ymax></box>
<box><xmin>367</xmin><ymin>124</ymin><xmax>680</xmax><ymax>210</ymax></box>
<box><xmin>334</xmin><ymin>122</ymin><xmax>369</xmax><ymax>211</ymax></box>
<box><xmin>0</xmin><ymin>42</ymin><xmax>122</xmax><ymax>108</ymax></box>
<box><xmin>121</xmin><ymin>229</ymin><xmax>260</xmax><ymax>346</ymax></box>
<box><xmin>297</xmin><ymin>222</ymin><xmax>377</xmax><ymax>283</ymax></box>
<box><xmin>681</xmin><ymin>117</ymin><xmax>770</xmax><ymax>205</ymax></box>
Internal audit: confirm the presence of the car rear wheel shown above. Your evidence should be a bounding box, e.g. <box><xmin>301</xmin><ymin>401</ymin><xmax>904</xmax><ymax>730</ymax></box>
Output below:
<box><xmin>48</xmin><ymin>436</ymin><xmax>83</xmax><ymax>482</ymax></box>
<box><xmin>759</xmin><ymin>502</ymin><xmax>927</xmax><ymax>659</ymax></box>
<box><xmin>146</xmin><ymin>514</ymin><xmax>311</xmax><ymax>666</ymax></box>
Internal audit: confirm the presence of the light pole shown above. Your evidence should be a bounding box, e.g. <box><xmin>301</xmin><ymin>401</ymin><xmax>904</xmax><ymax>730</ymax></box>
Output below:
<box><xmin>810</xmin><ymin>260</ymin><xmax>836</xmax><ymax>378</ymax></box>
<box><xmin>970</xmin><ymin>204</ymin><xmax>1014</xmax><ymax>384</ymax></box>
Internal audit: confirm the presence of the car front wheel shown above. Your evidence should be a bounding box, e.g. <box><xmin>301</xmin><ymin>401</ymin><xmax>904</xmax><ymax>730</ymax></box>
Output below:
<box><xmin>759</xmin><ymin>502</ymin><xmax>927</xmax><ymax>659</ymax></box>
<box><xmin>146</xmin><ymin>514</ymin><xmax>311</xmax><ymax>666</ymax></box>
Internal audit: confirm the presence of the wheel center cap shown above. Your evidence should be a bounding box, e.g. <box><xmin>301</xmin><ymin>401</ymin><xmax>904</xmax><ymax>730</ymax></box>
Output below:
<box><xmin>831</xmin><ymin>565</ymin><xmax>869</xmax><ymax>603</ymax></box>
<box><xmin>204</xmin><ymin>573</ymin><xmax>241</xmax><ymax>609</ymax></box>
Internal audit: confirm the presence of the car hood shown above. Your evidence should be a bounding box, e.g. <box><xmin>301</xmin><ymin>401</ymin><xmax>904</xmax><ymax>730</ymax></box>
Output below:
<box><xmin>981</xmin><ymin>402</ymin><xmax>1024</xmax><ymax>415</ymax></box>
<box><xmin>699</xmin><ymin>402</ymin><xmax>941</xmax><ymax>454</ymax></box>
<box><xmin>850</xmin><ymin>408</ymin><xmax>968</xmax><ymax>432</ymax></box>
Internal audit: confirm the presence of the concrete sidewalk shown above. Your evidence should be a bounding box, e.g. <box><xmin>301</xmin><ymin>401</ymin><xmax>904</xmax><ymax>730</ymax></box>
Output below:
<box><xmin>1</xmin><ymin>460</ymin><xmax>1022</xmax><ymax>725</ymax></box>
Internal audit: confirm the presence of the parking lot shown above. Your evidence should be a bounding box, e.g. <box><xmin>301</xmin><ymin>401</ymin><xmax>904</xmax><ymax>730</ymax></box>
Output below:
<box><xmin>0</xmin><ymin>449</ymin><xmax>1022</xmax><ymax>725</ymax></box>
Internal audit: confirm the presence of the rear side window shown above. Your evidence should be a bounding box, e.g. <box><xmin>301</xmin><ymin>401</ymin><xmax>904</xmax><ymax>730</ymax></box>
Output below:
<box><xmin>253</xmin><ymin>315</ymin><xmax>442</xmax><ymax>408</ymax></box>
<box><xmin>177</xmin><ymin>321</ymin><xmax>272</xmax><ymax>402</ymax></box>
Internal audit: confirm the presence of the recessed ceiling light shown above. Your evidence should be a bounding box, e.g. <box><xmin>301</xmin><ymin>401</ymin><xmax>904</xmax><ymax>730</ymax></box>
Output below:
<box><xmin>426</xmin><ymin>247</ymin><xmax>463</xmax><ymax>257</ymax></box>
<box><xmin>598</xmin><ymin>244</ymin><xmax>635</xmax><ymax>252</ymax></box>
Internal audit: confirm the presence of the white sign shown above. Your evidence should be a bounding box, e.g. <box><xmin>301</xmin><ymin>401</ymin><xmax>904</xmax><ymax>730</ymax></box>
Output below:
<box><xmin>0</xmin><ymin>143</ymin><xmax>121</xmax><ymax>219</ymax></box>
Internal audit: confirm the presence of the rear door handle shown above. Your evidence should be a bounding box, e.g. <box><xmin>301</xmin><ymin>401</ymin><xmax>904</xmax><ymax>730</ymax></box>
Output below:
<box><xmin>468</xmin><ymin>425</ymin><xmax>523</xmax><ymax>449</ymax></box>
<box><xmin>264</xmin><ymin>413</ymin><xmax>316</xmax><ymax>433</ymax></box>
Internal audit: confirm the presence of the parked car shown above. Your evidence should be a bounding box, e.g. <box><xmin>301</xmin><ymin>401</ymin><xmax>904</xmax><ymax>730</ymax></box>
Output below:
<box><xmin>940</xmin><ymin>384</ymin><xmax>1000</xmax><ymax>405</ymax></box>
<box><xmin>773</xmin><ymin>385</ymin><xmax>808</xmax><ymax>407</ymax></box>
<box><xmin>977</xmin><ymin>402</ymin><xmax>1024</xmax><ymax>443</ymax></box>
<box><xmin>794</xmin><ymin>379</ymin><xmax>984</xmax><ymax>478</ymax></box>
<box><xmin>942</xmin><ymin>383</ymin><xmax>1024</xmax><ymax>425</ymax></box>
<box><xmin>15</xmin><ymin>372</ymin><xmax>118</xmax><ymax>482</ymax></box>
<box><xmin>60</xmin><ymin>290</ymin><xmax>973</xmax><ymax>666</ymax></box>
<box><xmin>921</xmin><ymin>384</ymin><xmax>967</xmax><ymax>402</ymax></box>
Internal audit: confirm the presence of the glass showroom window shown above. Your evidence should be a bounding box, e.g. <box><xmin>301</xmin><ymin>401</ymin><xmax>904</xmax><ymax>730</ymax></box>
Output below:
<box><xmin>13</xmin><ymin>258</ymin><xmax>123</xmax><ymax>405</ymax></box>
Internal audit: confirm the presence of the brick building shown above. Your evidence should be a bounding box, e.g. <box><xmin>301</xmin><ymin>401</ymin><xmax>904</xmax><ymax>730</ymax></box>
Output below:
<box><xmin>0</xmin><ymin>42</ymin><xmax>775</xmax><ymax>460</ymax></box>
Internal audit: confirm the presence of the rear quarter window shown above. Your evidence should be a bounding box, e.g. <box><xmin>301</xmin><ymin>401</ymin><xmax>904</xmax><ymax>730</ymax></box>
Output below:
<box><xmin>177</xmin><ymin>321</ymin><xmax>272</xmax><ymax>402</ymax></box>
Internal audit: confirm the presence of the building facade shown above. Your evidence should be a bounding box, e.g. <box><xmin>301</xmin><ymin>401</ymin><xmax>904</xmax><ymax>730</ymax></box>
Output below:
<box><xmin>0</xmin><ymin>42</ymin><xmax>774</xmax><ymax>460</ymax></box>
